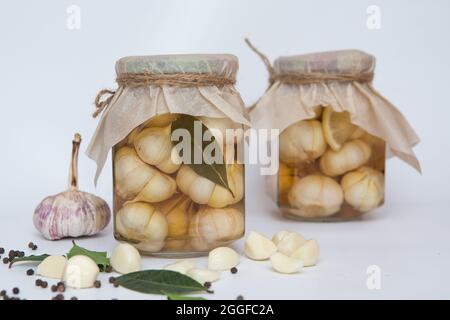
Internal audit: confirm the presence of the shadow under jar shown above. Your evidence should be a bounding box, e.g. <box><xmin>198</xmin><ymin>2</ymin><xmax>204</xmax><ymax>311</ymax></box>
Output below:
<box><xmin>278</xmin><ymin>107</ymin><xmax>386</xmax><ymax>221</ymax></box>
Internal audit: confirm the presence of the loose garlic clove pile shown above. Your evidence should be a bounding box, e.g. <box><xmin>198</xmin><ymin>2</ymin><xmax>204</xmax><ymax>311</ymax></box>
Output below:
<box><xmin>208</xmin><ymin>247</ymin><xmax>240</xmax><ymax>271</ymax></box>
<box><xmin>270</xmin><ymin>252</ymin><xmax>303</xmax><ymax>274</ymax></box>
<box><xmin>134</xmin><ymin>125</ymin><xmax>181</xmax><ymax>174</ymax></box>
<box><xmin>341</xmin><ymin>166</ymin><xmax>385</xmax><ymax>212</ymax></box>
<box><xmin>288</xmin><ymin>174</ymin><xmax>344</xmax><ymax>218</ymax></box>
<box><xmin>290</xmin><ymin>239</ymin><xmax>320</xmax><ymax>267</ymax></box>
<box><xmin>37</xmin><ymin>256</ymin><xmax>68</xmax><ymax>279</ymax></box>
<box><xmin>111</xmin><ymin>243</ymin><xmax>141</xmax><ymax>274</ymax></box>
<box><xmin>279</xmin><ymin>120</ymin><xmax>327</xmax><ymax>165</ymax></box>
<box><xmin>63</xmin><ymin>255</ymin><xmax>100</xmax><ymax>289</ymax></box>
<box><xmin>244</xmin><ymin>232</ymin><xmax>277</xmax><ymax>260</ymax></box>
<box><xmin>274</xmin><ymin>232</ymin><xmax>307</xmax><ymax>256</ymax></box>
<box><xmin>176</xmin><ymin>164</ymin><xmax>244</xmax><ymax>209</ymax></box>
<box><xmin>114</xmin><ymin>147</ymin><xmax>176</xmax><ymax>202</ymax></box>
<box><xmin>33</xmin><ymin>134</ymin><xmax>110</xmax><ymax>240</ymax></box>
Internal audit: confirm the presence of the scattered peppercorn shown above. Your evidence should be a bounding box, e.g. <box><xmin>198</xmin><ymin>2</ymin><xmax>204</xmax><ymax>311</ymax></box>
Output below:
<box><xmin>204</xmin><ymin>281</ymin><xmax>212</xmax><ymax>289</ymax></box>
<box><xmin>52</xmin><ymin>294</ymin><xmax>64</xmax><ymax>300</ymax></box>
<box><xmin>26</xmin><ymin>269</ymin><xmax>34</xmax><ymax>276</ymax></box>
<box><xmin>12</xmin><ymin>287</ymin><xmax>19</xmax><ymax>295</ymax></box>
<box><xmin>2</xmin><ymin>257</ymin><xmax>8</xmax><ymax>264</ymax></box>
<box><xmin>113</xmin><ymin>282</ymin><xmax>119</xmax><ymax>288</ymax></box>
<box><xmin>8</xmin><ymin>250</ymin><xmax>15</xmax><ymax>259</ymax></box>
<box><xmin>230</xmin><ymin>267</ymin><xmax>238</xmax><ymax>274</ymax></box>
<box><xmin>35</xmin><ymin>279</ymin><xmax>42</xmax><ymax>287</ymax></box>
<box><xmin>14</xmin><ymin>251</ymin><xmax>21</xmax><ymax>257</ymax></box>
<box><xmin>0</xmin><ymin>248</ymin><xmax>4</xmax><ymax>254</ymax></box>
<box><xmin>0</xmin><ymin>290</ymin><xmax>6</xmax><ymax>296</ymax></box>
<box><xmin>41</xmin><ymin>281</ymin><xmax>48</xmax><ymax>289</ymax></box>
<box><xmin>70</xmin><ymin>297</ymin><xmax>78</xmax><ymax>300</ymax></box>
<box><xmin>18</xmin><ymin>251</ymin><xmax>25</xmax><ymax>258</ymax></box>
<box><xmin>51</xmin><ymin>285</ymin><xmax>57</xmax><ymax>292</ymax></box>
<box><xmin>32</xmin><ymin>245</ymin><xmax>38</xmax><ymax>250</ymax></box>
<box><xmin>94</xmin><ymin>280</ymin><xmax>101</xmax><ymax>288</ymax></box>
<box><xmin>57</xmin><ymin>283</ymin><xmax>65</xmax><ymax>292</ymax></box>
<box><xmin>28</xmin><ymin>242</ymin><xmax>34</xmax><ymax>249</ymax></box>
<box><xmin>236</xmin><ymin>295</ymin><xmax>244</xmax><ymax>300</ymax></box>
<box><xmin>109</xmin><ymin>276</ymin><xmax>116</xmax><ymax>284</ymax></box>
<box><xmin>106</xmin><ymin>265</ymin><xmax>113</xmax><ymax>273</ymax></box>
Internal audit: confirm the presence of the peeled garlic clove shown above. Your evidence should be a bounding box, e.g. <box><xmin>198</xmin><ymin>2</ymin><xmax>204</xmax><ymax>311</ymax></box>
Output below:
<box><xmin>288</xmin><ymin>174</ymin><xmax>343</xmax><ymax>218</ymax></box>
<box><xmin>111</xmin><ymin>243</ymin><xmax>141</xmax><ymax>274</ymax></box>
<box><xmin>131</xmin><ymin>168</ymin><xmax>177</xmax><ymax>203</ymax></box>
<box><xmin>187</xmin><ymin>268</ymin><xmax>220</xmax><ymax>284</ymax></box>
<box><xmin>116</xmin><ymin>202</ymin><xmax>168</xmax><ymax>244</ymax></box>
<box><xmin>290</xmin><ymin>239</ymin><xmax>320</xmax><ymax>267</ymax></box>
<box><xmin>270</xmin><ymin>252</ymin><xmax>303</xmax><ymax>274</ymax></box>
<box><xmin>164</xmin><ymin>260</ymin><xmax>196</xmax><ymax>275</ymax></box>
<box><xmin>37</xmin><ymin>255</ymin><xmax>67</xmax><ymax>279</ymax></box>
<box><xmin>276</xmin><ymin>232</ymin><xmax>307</xmax><ymax>256</ymax></box>
<box><xmin>320</xmin><ymin>139</ymin><xmax>371</xmax><ymax>177</ymax></box>
<box><xmin>177</xmin><ymin>164</ymin><xmax>244</xmax><ymax>208</ymax></box>
<box><xmin>189</xmin><ymin>206</ymin><xmax>244</xmax><ymax>251</ymax></box>
<box><xmin>341</xmin><ymin>167</ymin><xmax>384</xmax><ymax>212</ymax></box>
<box><xmin>244</xmin><ymin>231</ymin><xmax>277</xmax><ymax>261</ymax></box>
<box><xmin>272</xmin><ymin>230</ymin><xmax>291</xmax><ymax>246</ymax></box>
<box><xmin>279</xmin><ymin>120</ymin><xmax>327</xmax><ymax>165</ymax></box>
<box><xmin>208</xmin><ymin>247</ymin><xmax>240</xmax><ymax>271</ymax></box>
<box><xmin>134</xmin><ymin>125</ymin><xmax>181</xmax><ymax>174</ymax></box>
<box><xmin>33</xmin><ymin>134</ymin><xmax>110</xmax><ymax>240</ymax></box>
<box><xmin>63</xmin><ymin>255</ymin><xmax>99</xmax><ymax>289</ymax></box>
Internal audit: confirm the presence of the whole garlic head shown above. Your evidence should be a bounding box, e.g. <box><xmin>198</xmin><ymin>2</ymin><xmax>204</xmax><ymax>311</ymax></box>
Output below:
<box><xmin>288</xmin><ymin>174</ymin><xmax>344</xmax><ymax>218</ymax></box>
<box><xmin>341</xmin><ymin>166</ymin><xmax>385</xmax><ymax>212</ymax></box>
<box><xmin>176</xmin><ymin>164</ymin><xmax>244</xmax><ymax>208</ymax></box>
<box><xmin>279</xmin><ymin>120</ymin><xmax>327</xmax><ymax>165</ymax></box>
<box><xmin>33</xmin><ymin>134</ymin><xmax>110</xmax><ymax>240</ymax></box>
<box><xmin>320</xmin><ymin>139</ymin><xmax>371</xmax><ymax>177</ymax></box>
<box><xmin>134</xmin><ymin>125</ymin><xmax>181</xmax><ymax>174</ymax></box>
<box><xmin>189</xmin><ymin>206</ymin><xmax>244</xmax><ymax>251</ymax></box>
<box><xmin>116</xmin><ymin>202</ymin><xmax>168</xmax><ymax>245</ymax></box>
<box><xmin>114</xmin><ymin>147</ymin><xmax>176</xmax><ymax>202</ymax></box>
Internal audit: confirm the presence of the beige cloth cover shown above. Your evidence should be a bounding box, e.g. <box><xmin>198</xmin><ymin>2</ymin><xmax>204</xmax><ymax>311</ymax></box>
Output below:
<box><xmin>250</xmin><ymin>49</ymin><xmax>421</xmax><ymax>172</ymax></box>
<box><xmin>87</xmin><ymin>54</ymin><xmax>251</xmax><ymax>183</ymax></box>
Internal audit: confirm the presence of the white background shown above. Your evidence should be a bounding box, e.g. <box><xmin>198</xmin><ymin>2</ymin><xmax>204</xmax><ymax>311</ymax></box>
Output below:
<box><xmin>0</xmin><ymin>0</ymin><xmax>449</xmax><ymax>300</ymax></box>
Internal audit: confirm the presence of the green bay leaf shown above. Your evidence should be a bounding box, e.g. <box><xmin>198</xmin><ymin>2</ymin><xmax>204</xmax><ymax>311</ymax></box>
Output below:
<box><xmin>115</xmin><ymin>270</ymin><xmax>206</xmax><ymax>295</ymax></box>
<box><xmin>171</xmin><ymin>114</ymin><xmax>233</xmax><ymax>195</ymax></box>
<box><xmin>165</xmin><ymin>292</ymin><xmax>207</xmax><ymax>300</ymax></box>
<box><xmin>9</xmin><ymin>254</ymin><xmax>50</xmax><ymax>268</ymax></box>
<box><xmin>67</xmin><ymin>241</ymin><xmax>110</xmax><ymax>271</ymax></box>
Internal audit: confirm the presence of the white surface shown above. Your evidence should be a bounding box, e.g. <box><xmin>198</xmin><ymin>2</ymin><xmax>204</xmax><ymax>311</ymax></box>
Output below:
<box><xmin>0</xmin><ymin>0</ymin><xmax>449</xmax><ymax>300</ymax></box>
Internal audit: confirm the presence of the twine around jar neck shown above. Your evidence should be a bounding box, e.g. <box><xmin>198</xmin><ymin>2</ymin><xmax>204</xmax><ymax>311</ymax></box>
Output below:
<box><xmin>244</xmin><ymin>38</ymin><xmax>374</xmax><ymax>86</ymax></box>
<box><xmin>92</xmin><ymin>72</ymin><xmax>236</xmax><ymax>118</ymax></box>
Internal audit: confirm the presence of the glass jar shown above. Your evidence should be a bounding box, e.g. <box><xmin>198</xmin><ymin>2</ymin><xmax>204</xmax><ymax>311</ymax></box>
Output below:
<box><xmin>277</xmin><ymin>106</ymin><xmax>386</xmax><ymax>221</ymax></box>
<box><xmin>103</xmin><ymin>54</ymin><xmax>247</xmax><ymax>256</ymax></box>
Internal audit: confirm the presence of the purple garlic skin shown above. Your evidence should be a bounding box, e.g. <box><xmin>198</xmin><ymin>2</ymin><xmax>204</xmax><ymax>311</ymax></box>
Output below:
<box><xmin>34</xmin><ymin>190</ymin><xmax>111</xmax><ymax>240</ymax></box>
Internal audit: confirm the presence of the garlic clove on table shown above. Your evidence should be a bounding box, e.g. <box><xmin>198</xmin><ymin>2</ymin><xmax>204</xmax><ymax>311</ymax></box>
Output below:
<box><xmin>111</xmin><ymin>243</ymin><xmax>141</xmax><ymax>274</ymax></box>
<box><xmin>63</xmin><ymin>255</ymin><xmax>100</xmax><ymax>289</ymax></box>
<box><xmin>290</xmin><ymin>239</ymin><xmax>320</xmax><ymax>267</ymax></box>
<box><xmin>37</xmin><ymin>255</ymin><xmax>68</xmax><ymax>279</ymax></box>
<box><xmin>33</xmin><ymin>134</ymin><xmax>110</xmax><ymax>240</ymax></box>
<box><xmin>186</xmin><ymin>268</ymin><xmax>220</xmax><ymax>284</ymax></box>
<box><xmin>275</xmin><ymin>232</ymin><xmax>307</xmax><ymax>256</ymax></box>
<box><xmin>164</xmin><ymin>260</ymin><xmax>196</xmax><ymax>275</ymax></box>
<box><xmin>270</xmin><ymin>252</ymin><xmax>303</xmax><ymax>274</ymax></box>
<box><xmin>244</xmin><ymin>231</ymin><xmax>277</xmax><ymax>261</ymax></box>
<box><xmin>208</xmin><ymin>247</ymin><xmax>240</xmax><ymax>271</ymax></box>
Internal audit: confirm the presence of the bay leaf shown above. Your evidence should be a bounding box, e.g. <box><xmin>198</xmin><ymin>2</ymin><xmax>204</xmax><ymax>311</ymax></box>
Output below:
<box><xmin>171</xmin><ymin>114</ymin><xmax>233</xmax><ymax>195</ymax></box>
<box><xmin>9</xmin><ymin>254</ymin><xmax>49</xmax><ymax>268</ymax></box>
<box><xmin>115</xmin><ymin>270</ymin><xmax>206</xmax><ymax>295</ymax></box>
<box><xmin>165</xmin><ymin>292</ymin><xmax>207</xmax><ymax>300</ymax></box>
<box><xmin>67</xmin><ymin>241</ymin><xmax>110</xmax><ymax>271</ymax></box>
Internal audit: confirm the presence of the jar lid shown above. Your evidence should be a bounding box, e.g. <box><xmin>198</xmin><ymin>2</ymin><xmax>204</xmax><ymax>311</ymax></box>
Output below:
<box><xmin>273</xmin><ymin>50</ymin><xmax>375</xmax><ymax>76</ymax></box>
<box><xmin>115</xmin><ymin>54</ymin><xmax>238</xmax><ymax>78</ymax></box>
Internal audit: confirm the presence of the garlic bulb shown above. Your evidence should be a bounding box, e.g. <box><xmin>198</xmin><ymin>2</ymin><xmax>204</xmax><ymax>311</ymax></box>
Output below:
<box><xmin>116</xmin><ymin>202</ymin><xmax>168</xmax><ymax>244</ymax></box>
<box><xmin>189</xmin><ymin>206</ymin><xmax>244</xmax><ymax>251</ymax></box>
<box><xmin>288</xmin><ymin>174</ymin><xmax>344</xmax><ymax>218</ymax></box>
<box><xmin>114</xmin><ymin>147</ymin><xmax>176</xmax><ymax>202</ymax></box>
<box><xmin>134</xmin><ymin>125</ymin><xmax>181</xmax><ymax>174</ymax></box>
<box><xmin>341</xmin><ymin>167</ymin><xmax>385</xmax><ymax>212</ymax></box>
<box><xmin>157</xmin><ymin>195</ymin><xmax>196</xmax><ymax>238</ymax></box>
<box><xmin>176</xmin><ymin>164</ymin><xmax>244</xmax><ymax>208</ymax></box>
<box><xmin>279</xmin><ymin>120</ymin><xmax>327</xmax><ymax>165</ymax></box>
<box><xmin>33</xmin><ymin>134</ymin><xmax>110</xmax><ymax>240</ymax></box>
<box><xmin>320</xmin><ymin>139</ymin><xmax>371</xmax><ymax>177</ymax></box>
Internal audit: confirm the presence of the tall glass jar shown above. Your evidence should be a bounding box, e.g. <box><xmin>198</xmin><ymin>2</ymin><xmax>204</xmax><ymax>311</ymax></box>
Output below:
<box><xmin>88</xmin><ymin>54</ymin><xmax>248</xmax><ymax>256</ymax></box>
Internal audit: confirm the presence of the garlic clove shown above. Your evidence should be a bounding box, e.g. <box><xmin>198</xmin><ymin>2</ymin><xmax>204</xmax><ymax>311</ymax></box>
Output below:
<box><xmin>319</xmin><ymin>139</ymin><xmax>371</xmax><ymax>177</ymax></box>
<box><xmin>131</xmin><ymin>168</ymin><xmax>177</xmax><ymax>203</ymax></box>
<box><xmin>341</xmin><ymin>167</ymin><xmax>384</xmax><ymax>212</ymax></box>
<box><xmin>37</xmin><ymin>255</ymin><xmax>68</xmax><ymax>279</ymax></box>
<box><xmin>111</xmin><ymin>243</ymin><xmax>141</xmax><ymax>274</ymax></box>
<box><xmin>290</xmin><ymin>239</ymin><xmax>320</xmax><ymax>267</ymax></box>
<box><xmin>134</xmin><ymin>241</ymin><xmax>166</xmax><ymax>253</ymax></box>
<box><xmin>63</xmin><ymin>255</ymin><xmax>99</xmax><ymax>289</ymax></box>
<box><xmin>288</xmin><ymin>174</ymin><xmax>344</xmax><ymax>218</ymax></box>
<box><xmin>208</xmin><ymin>247</ymin><xmax>240</xmax><ymax>271</ymax></box>
<box><xmin>275</xmin><ymin>232</ymin><xmax>307</xmax><ymax>256</ymax></box>
<box><xmin>270</xmin><ymin>252</ymin><xmax>303</xmax><ymax>274</ymax></box>
<box><xmin>164</xmin><ymin>260</ymin><xmax>196</xmax><ymax>275</ymax></box>
<box><xmin>33</xmin><ymin>134</ymin><xmax>110</xmax><ymax>240</ymax></box>
<box><xmin>186</xmin><ymin>268</ymin><xmax>220</xmax><ymax>284</ymax></box>
<box><xmin>244</xmin><ymin>231</ymin><xmax>277</xmax><ymax>261</ymax></box>
<box><xmin>158</xmin><ymin>195</ymin><xmax>194</xmax><ymax>238</ymax></box>
<box><xmin>272</xmin><ymin>230</ymin><xmax>291</xmax><ymax>246</ymax></box>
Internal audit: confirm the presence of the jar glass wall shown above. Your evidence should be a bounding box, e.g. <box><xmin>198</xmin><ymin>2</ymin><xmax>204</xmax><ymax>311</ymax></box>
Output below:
<box><xmin>277</xmin><ymin>106</ymin><xmax>386</xmax><ymax>221</ymax></box>
<box><xmin>113</xmin><ymin>113</ymin><xmax>245</xmax><ymax>256</ymax></box>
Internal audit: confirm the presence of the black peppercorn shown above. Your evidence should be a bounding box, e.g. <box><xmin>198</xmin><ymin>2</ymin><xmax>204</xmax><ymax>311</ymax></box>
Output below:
<box><xmin>70</xmin><ymin>296</ymin><xmax>78</xmax><ymax>300</ymax></box>
<box><xmin>0</xmin><ymin>248</ymin><xmax>4</xmax><ymax>254</ymax></box>
<box><xmin>12</xmin><ymin>287</ymin><xmax>19</xmax><ymax>295</ymax></box>
<box><xmin>57</xmin><ymin>283</ymin><xmax>65</xmax><ymax>292</ymax></box>
<box><xmin>106</xmin><ymin>265</ymin><xmax>113</xmax><ymax>273</ymax></box>
<box><xmin>32</xmin><ymin>245</ymin><xmax>38</xmax><ymax>250</ymax></box>
<box><xmin>51</xmin><ymin>285</ymin><xmax>57</xmax><ymax>292</ymax></box>
<box><xmin>0</xmin><ymin>290</ymin><xmax>6</xmax><ymax>296</ymax></box>
<box><xmin>35</xmin><ymin>279</ymin><xmax>42</xmax><ymax>286</ymax></box>
<box><xmin>94</xmin><ymin>280</ymin><xmax>101</xmax><ymax>288</ymax></box>
<box><xmin>52</xmin><ymin>294</ymin><xmax>64</xmax><ymax>300</ymax></box>
<box><xmin>8</xmin><ymin>250</ymin><xmax>15</xmax><ymax>259</ymax></box>
<box><xmin>28</xmin><ymin>242</ymin><xmax>34</xmax><ymax>249</ymax></box>
<box><xmin>109</xmin><ymin>276</ymin><xmax>116</xmax><ymax>283</ymax></box>
<box><xmin>230</xmin><ymin>267</ymin><xmax>238</xmax><ymax>274</ymax></box>
<box><xmin>26</xmin><ymin>269</ymin><xmax>34</xmax><ymax>276</ymax></box>
<box><xmin>18</xmin><ymin>251</ymin><xmax>25</xmax><ymax>258</ymax></box>
<box><xmin>41</xmin><ymin>281</ymin><xmax>48</xmax><ymax>289</ymax></box>
<box><xmin>236</xmin><ymin>295</ymin><xmax>244</xmax><ymax>300</ymax></box>
<box><xmin>2</xmin><ymin>257</ymin><xmax>8</xmax><ymax>264</ymax></box>
<box><xmin>113</xmin><ymin>282</ymin><xmax>119</xmax><ymax>288</ymax></box>
<box><xmin>204</xmin><ymin>281</ymin><xmax>212</xmax><ymax>289</ymax></box>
